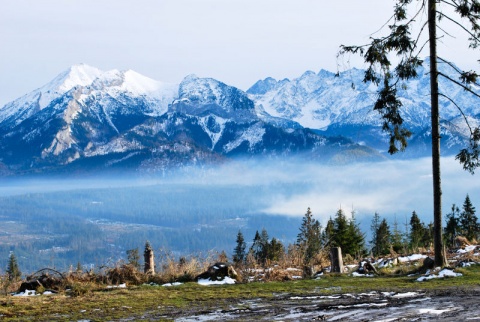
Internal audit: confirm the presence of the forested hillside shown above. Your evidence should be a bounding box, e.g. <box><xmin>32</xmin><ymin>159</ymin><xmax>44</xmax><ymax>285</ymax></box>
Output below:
<box><xmin>0</xmin><ymin>183</ymin><xmax>304</xmax><ymax>272</ymax></box>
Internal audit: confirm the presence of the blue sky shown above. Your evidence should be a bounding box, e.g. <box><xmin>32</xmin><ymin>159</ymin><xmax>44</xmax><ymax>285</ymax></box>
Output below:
<box><xmin>0</xmin><ymin>0</ymin><xmax>477</xmax><ymax>106</ymax></box>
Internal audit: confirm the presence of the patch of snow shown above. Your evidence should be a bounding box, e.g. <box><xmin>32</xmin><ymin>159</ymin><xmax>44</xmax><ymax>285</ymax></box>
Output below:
<box><xmin>418</xmin><ymin>308</ymin><xmax>452</xmax><ymax>315</ymax></box>
<box><xmin>398</xmin><ymin>254</ymin><xmax>427</xmax><ymax>262</ymax></box>
<box><xmin>457</xmin><ymin>245</ymin><xmax>478</xmax><ymax>253</ymax></box>
<box><xmin>351</xmin><ymin>272</ymin><xmax>374</xmax><ymax>277</ymax></box>
<box><xmin>106</xmin><ymin>283</ymin><xmax>127</xmax><ymax>289</ymax></box>
<box><xmin>338</xmin><ymin>303</ymin><xmax>388</xmax><ymax>308</ymax></box>
<box><xmin>286</xmin><ymin>267</ymin><xmax>302</xmax><ymax>272</ymax></box>
<box><xmin>417</xmin><ymin>269</ymin><xmax>462</xmax><ymax>282</ymax></box>
<box><xmin>223</xmin><ymin>123</ymin><xmax>265</xmax><ymax>153</ymax></box>
<box><xmin>391</xmin><ymin>292</ymin><xmax>419</xmax><ymax>298</ymax></box>
<box><xmin>13</xmin><ymin>290</ymin><xmax>38</xmax><ymax>296</ymax></box>
<box><xmin>197</xmin><ymin>277</ymin><xmax>236</xmax><ymax>285</ymax></box>
<box><xmin>162</xmin><ymin>282</ymin><xmax>183</xmax><ymax>287</ymax></box>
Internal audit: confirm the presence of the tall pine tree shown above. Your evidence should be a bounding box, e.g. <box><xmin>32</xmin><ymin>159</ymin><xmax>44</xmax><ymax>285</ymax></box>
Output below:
<box><xmin>340</xmin><ymin>0</ymin><xmax>480</xmax><ymax>266</ymax></box>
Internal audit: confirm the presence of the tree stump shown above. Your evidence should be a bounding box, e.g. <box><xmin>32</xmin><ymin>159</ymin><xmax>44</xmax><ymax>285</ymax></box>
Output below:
<box><xmin>144</xmin><ymin>242</ymin><xmax>155</xmax><ymax>275</ymax></box>
<box><xmin>330</xmin><ymin>247</ymin><xmax>344</xmax><ymax>273</ymax></box>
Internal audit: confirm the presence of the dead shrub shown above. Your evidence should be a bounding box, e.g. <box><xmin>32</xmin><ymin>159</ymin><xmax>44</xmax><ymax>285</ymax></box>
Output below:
<box><xmin>343</xmin><ymin>254</ymin><xmax>355</xmax><ymax>265</ymax></box>
<box><xmin>153</xmin><ymin>251</ymin><xmax>205</xmax><ymax>284</ymax></box>
<box><xmin>105</xmin><ymin>264</ymin><xmax>145</xmax><ymax>285</ymax></box>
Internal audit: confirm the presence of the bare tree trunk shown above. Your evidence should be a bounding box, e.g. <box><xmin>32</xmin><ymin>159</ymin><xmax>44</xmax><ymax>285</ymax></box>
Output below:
<box><xmin>428</xmin><ymin>0</ymin><xmax>446</xmax><ymax>267</ymax></box>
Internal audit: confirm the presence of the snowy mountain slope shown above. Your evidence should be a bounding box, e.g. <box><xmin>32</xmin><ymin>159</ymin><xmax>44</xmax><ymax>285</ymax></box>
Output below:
<box><xmin>0</xmin><ymin>64</ymin><xmax>177</xmax><ymax>129</ymax></box>
<box><xmin>0</xmin><ymin>65</ymin><xmax>379</xmax><ymax>175</ymax></box>
<box><xmin>248</xmin><ymin>58</ymin><xmax>480</xmax><ymax>155</ymax></box>
<box><xmin>4</xmin><ymin>58</ymin><xmax>477</xmax><ymax>175</ymax></box>
<box><xmin>0</xmin><ymin>64</ymin><xmax>102</xmax><ymax>128</ymax></box>
<box><xmin>0</xmin><ymin>64</ymin><xmax>178</xmax><ymax>170</ymax></box>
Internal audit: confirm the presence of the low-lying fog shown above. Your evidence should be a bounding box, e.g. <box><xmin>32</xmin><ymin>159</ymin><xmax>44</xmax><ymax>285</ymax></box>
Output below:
<box><xmin>1</xmin><ymin>156</ymin><xmax>478</xmax><ymax>225</ymax></box>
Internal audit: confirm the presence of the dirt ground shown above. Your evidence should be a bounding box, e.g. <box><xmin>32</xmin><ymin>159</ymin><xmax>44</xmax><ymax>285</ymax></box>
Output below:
<box><xmin>133</xmin><ymin>287</ymin><xmax>480</xmax><ymax>321</ymax></box>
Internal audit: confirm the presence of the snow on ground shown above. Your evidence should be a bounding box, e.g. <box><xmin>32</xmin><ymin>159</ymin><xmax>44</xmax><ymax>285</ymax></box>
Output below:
<box><xmin>390</xmin><ymin>292</ymin><xmax>419</xmax><ymax>298</ymax></box>
<box><xmin>417</xmin><ymin>268</ymin><xmax>462</xmax><ymax>282</ymax></box>
<box><xmin>197</xmin><ymin>277</ymin><xmax>236</xmax><ymax>285</ymax></box>
<box><xmin>457</xmin><ymin>245</ymin><xmax>479</xmax><ymax>254</ymax></box>
<box><xmin>418</xmin><ymin>308</ymin><xmax>453</xmax><ymax>315</ymax></box>
<box><xmin>459</xmin><ymin>261</ymin><xmax>479</xmax><ymax>267</ymax></box>
<box><xmin>398</xmin><ymin>254</ymin><xmax>427</xmax><ymax>263</ymax></box>
<box><xmin>351</xmin><ymin>272</ymin><xmax>374</xmax><ymax>277</ymax></box>
<box><xmin>13</xmin><ymin>290</ymin><xmax>38</xmax><ymax>297</ymax></box>
<box><xmin>106</xmin><ymin>283</ymin><xmax>127</xmax><ymax>289</ymax></box>
<box><xmin>162</xmin><ymin>282</ymin><xmax>183</xmax><ymax>287</ymax></box>
<box><xmin>12</xmin><ymin>289</ymin><xmax>56</xmax><ymax>296</ymax></box>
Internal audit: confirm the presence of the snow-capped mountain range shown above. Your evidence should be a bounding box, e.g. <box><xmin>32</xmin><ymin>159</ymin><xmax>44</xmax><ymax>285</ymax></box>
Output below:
<box><xmin>0</xmin><ymin>60</ymin><xmax>477</xmax><ymax>175</ymax></box>
<box><xmin>248</xmin><ymin>59</ymin><xmax>480</xmax><ymax>153</ymax></box>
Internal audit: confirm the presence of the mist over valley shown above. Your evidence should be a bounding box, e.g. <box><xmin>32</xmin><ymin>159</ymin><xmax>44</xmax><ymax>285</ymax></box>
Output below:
<box><xmin>0</xmin><ymin>157</ymin><xmax>478</xmax><ymax>272</ymax></box>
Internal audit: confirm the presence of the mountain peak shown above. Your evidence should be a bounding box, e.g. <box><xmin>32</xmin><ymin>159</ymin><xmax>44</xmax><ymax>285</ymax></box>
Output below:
<box><xmin>247</xmin><ymin>77</ymin><xmax>279</xmax><ymax>95</ymax></box>
<box><xmin>53</xmin><ymin>64</ymin><xmax>103</xmax><ymax>93</ymax></box>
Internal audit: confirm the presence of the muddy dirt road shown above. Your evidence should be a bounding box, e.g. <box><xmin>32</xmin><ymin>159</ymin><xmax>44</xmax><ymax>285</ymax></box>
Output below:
<box><xmin>158</xmin><ymin>288</ymin><xmax>480</xmax><ymax>321</ymax></box>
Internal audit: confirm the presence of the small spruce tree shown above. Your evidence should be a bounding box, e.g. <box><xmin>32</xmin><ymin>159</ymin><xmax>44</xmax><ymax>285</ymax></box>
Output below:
<box><xmin>126</xmin><ymin>248</ymin><xmax>140</xmax><ymax>270</ymax></box>
<box><xmin>332</xmin><ymin>208</ymin><xmax>365</xmax><ymax>258</ymax></box>
<box><xmin>268</xmin><ymin>238</ymin><xmax>284</xmax><ymax>262</ymax></box>
<box><xmin>7</xmin><ymin>252</ymin><xmax>21</xmax><ymax>281</ymax></box>
<box><xmin>346</xmin><ymin>211</ymin><xmax>366</xmax><ymax>258</ymax></box>
<box><xmin>375</xmin><ymin>218</ymin><xmax>392</xmax><ymax>256</ymax></box>
<box><xmin>250</xmin><ymin>229</ymin><xmax>270</xmax><ymax>265</ymax></box>
<box><xmin>409</xmin><ymin>211</ymin><xmax>425</xmax><ymax>252</ymax></box>
<box><xmin>391</xmin><ymin>215</ymin><xmax>405</xmax><ymax>254</ymax></box>
<box><xmin>233</xmin><ymin>231</ymin><xmax>246</xmax><ymax>264</ymax></box>
<box><xmin>444</xmin><ymin>204</ymin><xmax>460</xmax><ymax>247</ymax></box>
<box><xmin>321</xmin><ymin>217</ymin><xmax>335</xmax><ymax>247</ymax></box>
<box><xmin>296</xmin><ymin>207</ymin><xmax>322</xmax><ymax>264</ymax></box>
<box><xmin>459</xmin><ymin>194</ymin><xmax>480</xmax><ymax>241</ymax></box>
<box><xmin>370</xmin><ymin>212</ymin><xmax>381</xmax><ymax>256</ymax></box>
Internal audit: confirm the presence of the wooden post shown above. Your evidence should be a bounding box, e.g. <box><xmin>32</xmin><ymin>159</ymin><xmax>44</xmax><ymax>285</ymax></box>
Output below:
<box><xmin>330</xmin><ymin>247</ymin><xmax>344</xmax><ymax>273</ymax></box>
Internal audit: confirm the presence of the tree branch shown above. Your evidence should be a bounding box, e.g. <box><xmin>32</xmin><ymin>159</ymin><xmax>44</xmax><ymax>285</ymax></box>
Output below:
<box><xmin>438</xmin><ymin>71</ymin><xmax>480</xmax><ymax>99</ymax></box>
<box><xmin>439</xmin><ymin>0</ymin><xmax>458</xmax><ymax>9</ymax></box>
<box><xmin>437</xmin><ymin>11</ymin><xmax>480</xmax><ymax>43</ymax></box>
<box><xmin>438</xmin><ymin>93</ymin><xmax>475</xmax><ymax>135</ymax></box>
<box><xmin>438</xmin><ymin>56</ymin><xmax>480</xmax><ymax>86</ymax></box>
